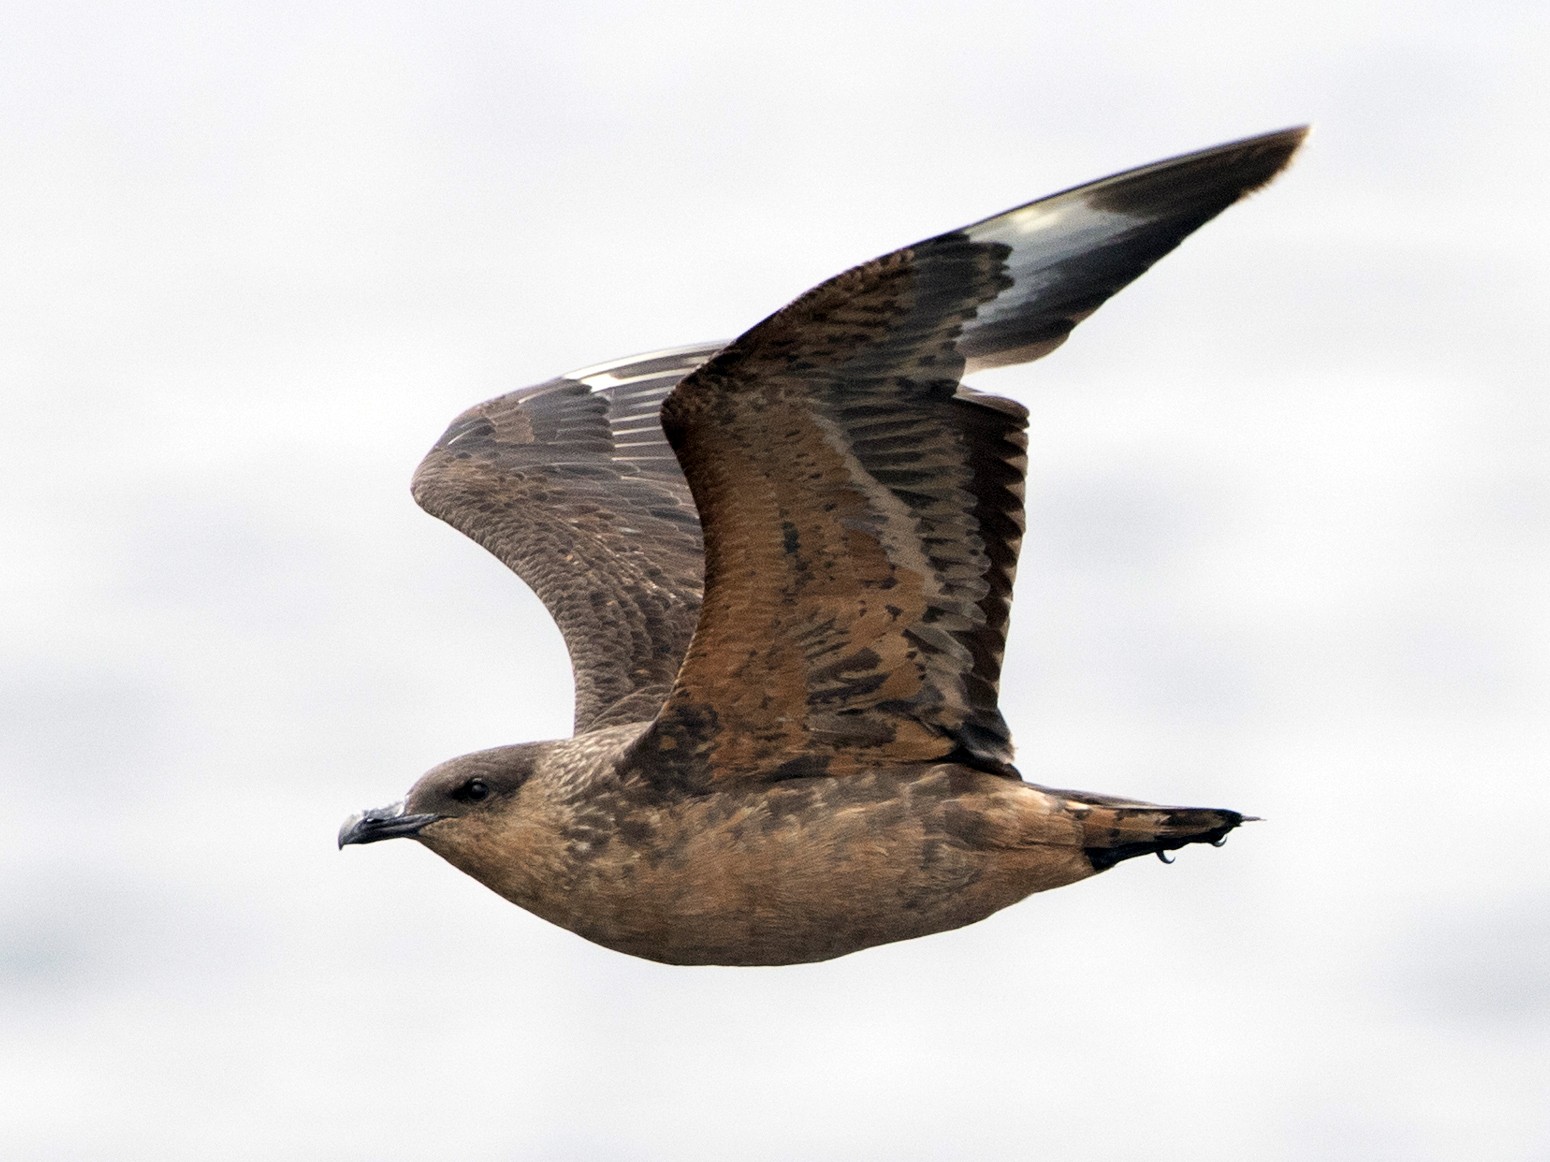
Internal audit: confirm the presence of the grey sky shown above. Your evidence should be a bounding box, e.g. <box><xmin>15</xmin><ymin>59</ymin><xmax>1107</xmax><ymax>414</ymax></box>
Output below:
<box><xmin>4</xmin><ymin>2</ymin><xmax>1547</xmax><ymax>1158</ymax></box>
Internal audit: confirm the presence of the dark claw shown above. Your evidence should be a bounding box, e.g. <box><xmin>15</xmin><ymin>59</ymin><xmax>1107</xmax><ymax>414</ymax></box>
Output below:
<box><xmin>1156</xmin><ymin>850</ymin><xmax>1175</xmax><ymax>864</ymax></box>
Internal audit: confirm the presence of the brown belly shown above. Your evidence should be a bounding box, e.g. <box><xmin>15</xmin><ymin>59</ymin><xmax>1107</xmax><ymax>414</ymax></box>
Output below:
<box><xmin>535</xmin><ymin>767</ymin><xmax>1096</xmax><ymax>966</ymax></box>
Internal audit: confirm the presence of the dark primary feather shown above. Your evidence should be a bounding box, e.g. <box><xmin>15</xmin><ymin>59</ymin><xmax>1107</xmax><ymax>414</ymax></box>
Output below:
<box><xmin>411</xmin><ymin>343</ymin><xmax>722</xmax><ymax>732</ymax></box>
<box><xmin>954</xmin><ymin>126</ymin><xmax>1308</xmax><ymax>371</ymax></box>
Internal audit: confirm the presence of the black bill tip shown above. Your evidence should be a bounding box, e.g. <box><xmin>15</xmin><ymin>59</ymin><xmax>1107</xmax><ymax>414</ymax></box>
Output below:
<box><xmin>337</xmin><ymin>801</ymin><xmax>440</xmax><ymax>848</ymax></box>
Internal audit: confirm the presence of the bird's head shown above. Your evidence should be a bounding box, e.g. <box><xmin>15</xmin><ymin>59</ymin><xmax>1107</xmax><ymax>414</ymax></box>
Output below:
<box><xmin>337</xmin><ymin>743</ymin><xmax>543</xmax><ymax>857</ymax></box>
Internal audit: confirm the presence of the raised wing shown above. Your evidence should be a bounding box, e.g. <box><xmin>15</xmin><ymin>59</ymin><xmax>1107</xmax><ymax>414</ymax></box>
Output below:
<box><xmin>954</xmin><ymin>126</ymin><xmax>1308</xmax><ymax>372</ymax></box>
<box><xmin>639</xmin><ymin>128</ymin><xmax>1306</xmax><ymax>787</ymax></box>
<box><xmin>412</xmin><ymin>343</ymin><xmax>723</xmax><ymax>733</ymax></box>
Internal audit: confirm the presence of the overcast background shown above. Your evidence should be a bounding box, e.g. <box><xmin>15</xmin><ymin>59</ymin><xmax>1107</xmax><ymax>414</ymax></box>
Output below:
<box><xmin>4</xmin><ymin>2</ymin><xmax>1547</xmax><ymax>1158</ymax></box>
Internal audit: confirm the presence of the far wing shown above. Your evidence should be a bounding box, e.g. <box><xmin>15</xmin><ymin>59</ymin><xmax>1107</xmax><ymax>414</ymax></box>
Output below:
<box><xmin>411</xmin><ymin>343</ymin><xmax>723</xmax><ymax>733</ymax></box>
<box><xmin>638</xmin><ymin>129</ymin><xmax>1305</xmax><ymax>787</ymax></box>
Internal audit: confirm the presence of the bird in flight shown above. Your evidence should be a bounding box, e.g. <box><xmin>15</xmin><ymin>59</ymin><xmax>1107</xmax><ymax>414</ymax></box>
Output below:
<box><xmin>340</xmin><ymin>128</ymin><xmax>1306</xmax><ymax>965</ymax></box>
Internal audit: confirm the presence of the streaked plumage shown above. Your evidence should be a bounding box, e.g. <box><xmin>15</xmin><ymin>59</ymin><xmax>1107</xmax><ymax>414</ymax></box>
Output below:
<box><xmin>341</xmin><ymin>128</ymin><xmax>1306</xmax><ymax>965</ymax></box>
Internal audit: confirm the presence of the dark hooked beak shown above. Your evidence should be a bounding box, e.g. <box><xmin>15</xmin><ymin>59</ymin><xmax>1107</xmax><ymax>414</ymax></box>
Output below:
<box><xmin>337</xmin><ymin>801</ymin><xmax>441</xmax><ymax>848</ymax></box>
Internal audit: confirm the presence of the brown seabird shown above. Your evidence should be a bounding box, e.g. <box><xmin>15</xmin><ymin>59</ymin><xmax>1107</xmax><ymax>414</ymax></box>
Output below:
<box><xmin>340</xmin><ymin>128</ymin><xmax>1306</xmax><ymax>965</ymax></box>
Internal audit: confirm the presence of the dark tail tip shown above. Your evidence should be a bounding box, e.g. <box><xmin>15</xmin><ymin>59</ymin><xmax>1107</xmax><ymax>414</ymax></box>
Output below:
<box><xmin>1085</xmin><ymin>808</ymin><xmax>1250</xmax><ymax>872</ymax></box>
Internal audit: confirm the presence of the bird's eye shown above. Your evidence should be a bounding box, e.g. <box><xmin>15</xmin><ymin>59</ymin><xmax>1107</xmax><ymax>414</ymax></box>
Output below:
<box><xmin>454</xmin><ymin>778</ymin><xmax>490</xmax><ymax>802</ymax></box>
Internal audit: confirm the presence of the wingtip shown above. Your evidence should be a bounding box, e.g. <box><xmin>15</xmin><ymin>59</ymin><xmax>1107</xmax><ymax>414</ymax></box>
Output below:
<box><xmin>1055</xmin><ymin>125</ymin><xmax>1304</xmax><ymax>227</ymax></box>
<box><xmin>1245</xmin><ymin>124</ymin><xmax>1311</xmax><ymax>148</ymax></box>
<box><xmin>1173</xmin><ymin>124</ymin><xmax>1310</xmax><ymax>190</ymax></box>
<box><xmin>1230</xmin><ymin>124</ymin><xmax>1310</xmax><ymax>191</ymax></box>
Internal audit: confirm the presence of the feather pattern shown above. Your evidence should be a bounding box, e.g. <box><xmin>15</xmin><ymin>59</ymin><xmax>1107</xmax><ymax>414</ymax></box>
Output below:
<box><xmin>411</xmin><ymin>343</ymin><xmax>723</xmax><ymax>732</ymax></box>
<box><xmin>639</xmin><ymin>128</ymin><xmax>1306</xmax><ymax>786</ymax></box>
<box><xmin>343</xmin><ymin>129</ymin><xmax>1307</xmax><ymax>966</ymax></box>
<box><xmin>411</xmin><ymin>128</ymin><xmax>1306</xmax><ymax>779</ymax></box>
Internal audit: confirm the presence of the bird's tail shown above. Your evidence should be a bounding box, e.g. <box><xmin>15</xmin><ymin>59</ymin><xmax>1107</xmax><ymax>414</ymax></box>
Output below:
<box><xmin>1050</xmin><ymin>789</ymin><xmax>1252</xmax><ymax>871</ymax></box>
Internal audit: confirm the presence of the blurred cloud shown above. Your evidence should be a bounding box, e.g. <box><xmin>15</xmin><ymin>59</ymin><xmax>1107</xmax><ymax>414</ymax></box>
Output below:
<box><xmin>1399</xmin><ymin>900</ymin><xmax>1550</xmax><ymax>1023</ymax></box>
